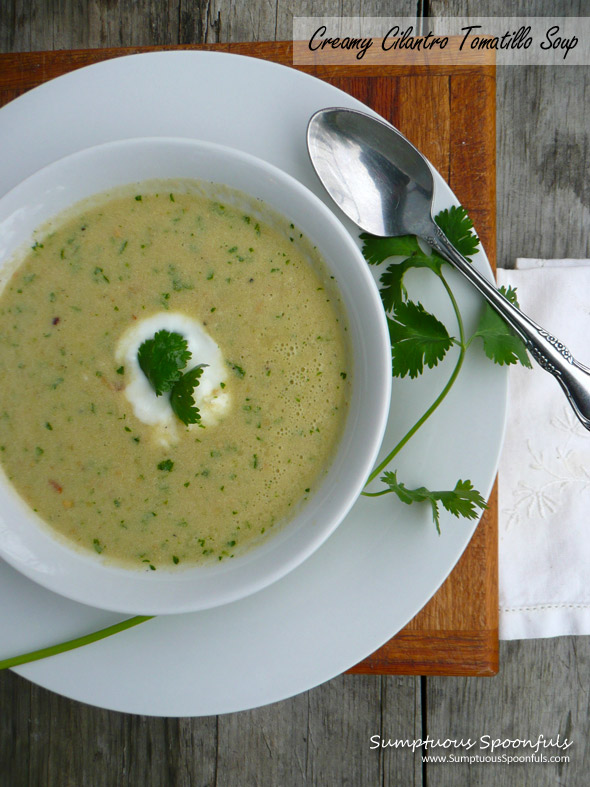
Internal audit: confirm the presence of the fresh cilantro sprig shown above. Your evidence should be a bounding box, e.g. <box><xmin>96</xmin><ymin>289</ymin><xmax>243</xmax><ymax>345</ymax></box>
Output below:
<box><xmin>137</xmin><ymin>330</ymin><xmax>207</xmax><ymax>425</ymax></box>
<box><xmin>137</xmin><ymin>329</ymin><xmax>191</xmax><ymax>396</ymax></box>
<box><xmin>369</xmin><ymin>472</ymin><xmax>487</xmax><ymax>535</ymax></box>
<box><xmin>362</xmin><ymin>205</ymin><xmax>530</xmax><ymax>530</ymax></box>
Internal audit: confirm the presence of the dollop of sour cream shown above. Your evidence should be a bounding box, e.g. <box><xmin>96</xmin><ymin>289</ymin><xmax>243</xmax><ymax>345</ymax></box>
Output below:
<box><xmin>115</xmin><ymin>312</ymin><xmax>231</xmax><ymax>446</ymax></box>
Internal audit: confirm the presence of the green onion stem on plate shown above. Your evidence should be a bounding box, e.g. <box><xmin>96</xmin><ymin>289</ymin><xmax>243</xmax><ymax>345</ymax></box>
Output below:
<box><xmin>0</xmin><ymin>615</ymin><xmax>153</xmax><ymax>670</ymax></box>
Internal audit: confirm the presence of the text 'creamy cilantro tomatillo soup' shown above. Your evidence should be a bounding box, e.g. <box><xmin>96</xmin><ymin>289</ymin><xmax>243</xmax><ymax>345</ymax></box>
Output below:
<box><xmin>0</xmin><ymin>181</ymin><xmax>351</xmax><ymax>570</ymax></box>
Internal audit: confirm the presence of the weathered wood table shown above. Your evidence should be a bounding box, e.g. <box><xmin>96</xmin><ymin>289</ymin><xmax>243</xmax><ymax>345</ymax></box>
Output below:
<box><xmin>1</xmin><ymin>2</ymin><xmax>589</xmax><ymax>785</ymax></box>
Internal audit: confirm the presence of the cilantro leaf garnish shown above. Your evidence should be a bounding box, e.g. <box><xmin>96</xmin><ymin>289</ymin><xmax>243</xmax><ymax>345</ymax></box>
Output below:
<box><xmin>434</xmin><ymin>205</ymin><xmax>480</xmax><ymax>261</ymax></box>
<box><xmin>137</xmin><ymin>330</ymin><xmax>210</xmax><ymax>425</ymax></box>
<box><xmin>381</xmin><ymin>471</ymin><xmax>487</xmax><ymax>534</ymax></box>
<box><xmin>360</xmin><ymin>204</ymin><xmax>530</xmax><ymax>377</ymax></box>
<box><xmin>360</xmin><ymin>233</ymin><xmax>421</xmax><ymax>265</ymax></box>
<box><xmin>472</xmin><ymin>285</ymin><xmax>532</xmax><ymax>367</ymax></box>
<box><xmin>361</xmin><ymin>205</ymin><xmax>479</xmax><ymax>273</ymax></box>
<box><xmin>137</xmin><ymin>330</ymin><xmax>192</xmax><ymax>396</ymax></box>
<box><xmin>379</xmin><ymin>253</ymin><xmax>442</xmax><ymax>313</ymax></box>
<box><xmin>170</xmin><ymin>364</ymin><xmax>207</xmax><ymax>425</ymax></box>
<box><xmin>361</xmin><ymin>232</ymin><xmax>443</xmax><ymax>314</ymax></box>
<box><xmin>387</xmin><ymin>301</ymin><xmax>453</xmax><ymax>378</ymax></box>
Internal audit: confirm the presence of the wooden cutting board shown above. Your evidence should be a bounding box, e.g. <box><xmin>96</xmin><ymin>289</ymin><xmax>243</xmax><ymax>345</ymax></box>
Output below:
<box><xmin>0</xmin><ymin>42</ymin><xmax>498</xmax><ymax>676</ymax></box>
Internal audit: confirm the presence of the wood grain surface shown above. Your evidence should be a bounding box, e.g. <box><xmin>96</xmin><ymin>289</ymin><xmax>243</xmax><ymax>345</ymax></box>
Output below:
<box><xmin>1</xmin><ymin>2</ymin><xmax>590</xmax><ymax>786</ymax></box>
<box><xmin>0</xmin><ymin>40</ymin><xmax>498</xmax><ymax>676</ymax></box>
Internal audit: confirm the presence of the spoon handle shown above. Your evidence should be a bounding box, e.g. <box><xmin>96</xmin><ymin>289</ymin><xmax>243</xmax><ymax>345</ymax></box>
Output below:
<box><xmin>428</xmin><ymin>224</ymin><xmax>590</xmax><ymax>431</ymax></box>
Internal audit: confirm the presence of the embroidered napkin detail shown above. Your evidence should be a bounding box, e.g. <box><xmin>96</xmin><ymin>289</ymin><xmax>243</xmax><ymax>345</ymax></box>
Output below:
<box><xmin>497</xmin><ymin>260</ymin><xmax>590</xmax><ymax>640</ymax></box>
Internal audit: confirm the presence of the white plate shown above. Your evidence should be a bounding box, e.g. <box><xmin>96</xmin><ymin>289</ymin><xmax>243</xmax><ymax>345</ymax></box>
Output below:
<box><xmin>0</xmin><ymin>51</ymin><xmax>507</xmax><ymax>716</ymax></box>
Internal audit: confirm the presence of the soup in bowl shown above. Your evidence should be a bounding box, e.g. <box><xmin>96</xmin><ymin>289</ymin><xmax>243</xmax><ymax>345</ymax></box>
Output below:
<box><xmin>0</xmin><ymin>138</ymin><xmax>391</xmax><ymax>614</ymax></box>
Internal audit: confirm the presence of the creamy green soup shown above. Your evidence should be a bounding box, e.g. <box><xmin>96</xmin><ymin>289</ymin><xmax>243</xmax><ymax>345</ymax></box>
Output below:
<box><xmin>0</xmin><ymin>182</ymin><xmax>350</xmax><ymax>569</ymax></box>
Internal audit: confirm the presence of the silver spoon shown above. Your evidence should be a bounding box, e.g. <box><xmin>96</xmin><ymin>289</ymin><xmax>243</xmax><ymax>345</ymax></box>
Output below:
<box><xmin>307</xmin><ymin>106</ymin><xmax>590</xmax><ymax>431</ymax></box>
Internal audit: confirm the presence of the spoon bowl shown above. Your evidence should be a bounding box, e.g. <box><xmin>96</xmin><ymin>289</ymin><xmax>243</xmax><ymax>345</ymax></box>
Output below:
<box><xmin>307</xmin><ymin>107</ymin><xmax>435</xmax><ymax>238</ymax></box>
<box><xmin>307</xmin><ymin>107</ymin><xmax>590</xmax><ymax>431</ymax></box>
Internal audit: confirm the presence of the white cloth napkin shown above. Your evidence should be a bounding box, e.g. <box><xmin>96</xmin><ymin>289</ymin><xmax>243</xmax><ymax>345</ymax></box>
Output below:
<box><xmin>497</xmin><ymin>260</ymin><xmax>590</xmax><ymax>640</ymax></box>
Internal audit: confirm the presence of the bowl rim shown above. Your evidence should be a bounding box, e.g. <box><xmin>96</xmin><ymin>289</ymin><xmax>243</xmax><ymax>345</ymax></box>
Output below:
<box><xmin>0</xmin><ymin>135</ymin><xmax>392</xmax><ymax>614</ymax></box>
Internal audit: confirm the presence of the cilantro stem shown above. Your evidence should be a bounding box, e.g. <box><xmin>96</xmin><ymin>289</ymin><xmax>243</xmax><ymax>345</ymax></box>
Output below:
<box><xmin>364</xmin><ymin>270</ymin><xmax>466</xmax><ymax>488</ymax></box>
<box><xmin>441</xmin><ymin>270</ymin><xmax>466</xmax><ymax>346</ymax></box>
<box><xmin>0</xmin><ymin>615</ymin><xmax>153</xmax><ymax>671</ymax></box>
